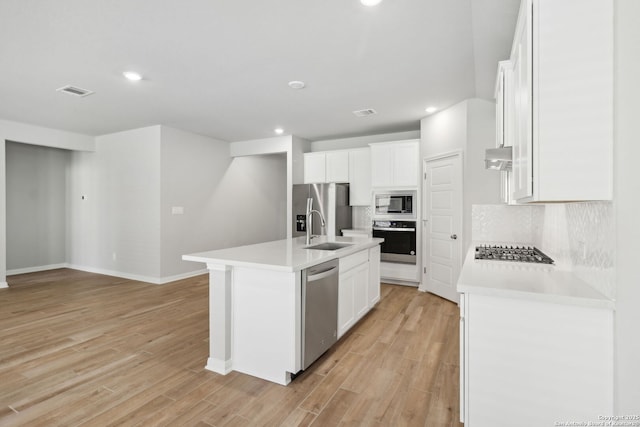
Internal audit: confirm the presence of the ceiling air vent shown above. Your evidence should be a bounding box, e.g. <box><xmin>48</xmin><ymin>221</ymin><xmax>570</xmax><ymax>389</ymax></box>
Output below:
<box><xmin>353</xmin><ymin>108</ymin><xmax>377</xmax><ymax>117</ymax></box>
<box><xmin>56</xmin><ymin>85</ymin><xmax>94</xmax><ymax>97</ymax></box>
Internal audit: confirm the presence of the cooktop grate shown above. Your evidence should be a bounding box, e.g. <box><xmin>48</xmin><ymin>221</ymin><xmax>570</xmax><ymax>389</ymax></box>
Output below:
<box><xmin>474</xmin><ymin>244</ymin><xmax>554</xmax><ymax>264</ymax></box>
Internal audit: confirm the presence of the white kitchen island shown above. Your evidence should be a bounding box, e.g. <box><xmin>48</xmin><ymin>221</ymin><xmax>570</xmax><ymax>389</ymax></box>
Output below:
<box><xmin>183</xmin><ymin>236</ymin><xmax>382</xmax><ymax>385</ymax></box>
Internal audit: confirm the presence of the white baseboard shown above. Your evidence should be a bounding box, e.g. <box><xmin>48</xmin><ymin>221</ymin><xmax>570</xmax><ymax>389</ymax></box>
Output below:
<box><xmin>156</xmin><ymin>269</ymin><xmax>208</xmax><ymax>284</ymax></box>
<box><xmin>4</xmin><ymin>263</ymin><xmax>207</xmax><ymax>286</ymax></box>
<box><xmin>205</xmin><ymin>357</ymin><xmax>233</xmax><ymax>375</ymax></box>
<box><xmin>66</xmin><ymin>264</ymin><xmax>207</xmax><ymax>285</ymax></box>
<box><xmin>7</xmin><ymin>263</ymin><xmax>68</xmax><ymax>276</ymax></box>
<box><xmin>381</xmin><ymin>278</ymin><xmax>419</xmax><ymax>287</ymax></box>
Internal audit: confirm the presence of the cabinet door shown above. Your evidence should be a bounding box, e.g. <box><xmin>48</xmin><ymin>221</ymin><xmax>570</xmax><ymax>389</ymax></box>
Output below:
<box><xmin>495</xmin><ymin>68</ymin><xmax>505</xmax><ymax>148</ymax></box>
<box><xmin>393</xmin><ymin>142</ymin><xmax>419</xmax><ymax>187</ymax></box>
<box><xmin>353</xmin><ymin>263</ymin><xmax>369</xmax><ymax>320</ymax></box>
<box><xmin>512</xmin><ymin>4</ymin><xmax>533</xmax><ymax>201</ymax></box>
<box><xmin>368</xmin><ymin>245</ymin><xmax>381</xmax><ymax>307</ymax></box>
<box><xmin>466</xmin><ymin>293</ymin><xmax>613</xmax><ymax>425</ymax></box>
<box><xmin>370</xmin><ymin>144</ymin><xmax>394</xmax><ymax>187</ymax></box>
<box><xmin>304</xmin><ymin>153</ymin><xmax>326</xmax><ymax>184</ymax></box>
<box><xmin>326</xmin><ymin>151</ymin><xmax>349</xmax><ymax>183</ymax></box>
<box><xmin>338</xmin><ymin>271</ymin><xmax>355</xmax><ymax>338</ymax></box>
<box><xmin>348</xmin><ymin>148</ymin><xmax>371</xmax><ymax>206</ymax></box>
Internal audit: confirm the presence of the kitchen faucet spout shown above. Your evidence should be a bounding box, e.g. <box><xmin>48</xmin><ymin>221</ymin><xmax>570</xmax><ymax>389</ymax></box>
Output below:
<box><xmin>306</xmin><ymin>198</ymin><xmax>326</xmax><ymax>245</ymax></box>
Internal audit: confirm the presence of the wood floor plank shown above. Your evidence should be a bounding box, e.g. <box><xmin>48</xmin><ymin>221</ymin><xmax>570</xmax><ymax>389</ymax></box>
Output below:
<box><xmin>0</xmin><ymin>269</ymin><xmax>462</xmax><ymax>427</ymax></box>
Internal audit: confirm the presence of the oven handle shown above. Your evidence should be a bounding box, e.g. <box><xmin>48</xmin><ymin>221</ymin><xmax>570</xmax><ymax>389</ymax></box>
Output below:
<box><xmin>372</xmin><ymin>227</ymin><xmax>416</xmax><ymax>232</ymax></box>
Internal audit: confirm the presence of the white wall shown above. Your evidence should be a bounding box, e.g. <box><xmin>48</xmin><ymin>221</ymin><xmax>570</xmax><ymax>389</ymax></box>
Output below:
<box><xmin>463</xmin><ymin>99</ymin><xmax>501</xmax><ymax>252</ymax></box>
<box><xmin>0</xmin><ymin>119</ymin><xmax>95</xmax><ymax>152</ymax></box>
<box><xmin>159</xmin><ymin>126</ymin><xmax>231</xmax><ymax>278</ymax></box>
<box><xmin>6</xmin><ymin>142</ymin><xmax>69</xmax><ymax>273</ymax></box>
<box><xmin>614</xmin><ymin>0</ymin><xmax>640</xmax><ymax>412</ymax></box>
<box><xmin>421</xmin><ymin>99</ymin><xmax>500</xmax><ymax>253</ymax></box>
<box><xmin>0</xmin><ymin>119</ymin><xmax>94</xmax><ymax>286</ymax></box>
<box><xmin>68</xmin><ymin>126</ymin><xmax>163</xmax><ymax>280</ymax></box>
<box><xmin>159</xmin><ymin>127</ymin><xmax>287</xmax><ymax>278</ymax></box>
<box><xmin>421</xmin><ymin>102</ymin><xmax>467</xmax><ymax>159</ymax></box>
<box><xmin>311</xmin><ymin>130</ymin><xmax>420</xmax><ymax>152</ymax></box>
<box><xmin>0</xmin><ymin>140</ymin><xmax>5</xmax><ymax>287</ymax></box>
<box><xmin>230</xmin><ymin>134</ymin><xmax>310</xmax><ymax>239</ymax></box>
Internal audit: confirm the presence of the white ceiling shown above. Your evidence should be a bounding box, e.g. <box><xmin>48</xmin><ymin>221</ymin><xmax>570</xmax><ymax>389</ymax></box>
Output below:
<box><xmin>0</xmin><ymin>0</ymin><xmax>520</xmax><ymax>143</ymax></box>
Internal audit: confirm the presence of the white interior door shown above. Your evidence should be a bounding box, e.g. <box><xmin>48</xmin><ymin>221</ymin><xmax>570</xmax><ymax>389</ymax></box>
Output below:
<box><xmin>421</xmin><ymin>153</ymin><xmax>462</xmax><ymax>303</ymax></box>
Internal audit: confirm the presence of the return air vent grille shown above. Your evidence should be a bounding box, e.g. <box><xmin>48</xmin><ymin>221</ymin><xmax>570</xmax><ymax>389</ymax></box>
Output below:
<box><xmin>353</xmin><ymin>108</ymin><xmax>377</xmax><ymax>117</ymax></box>
<box><xmin>56</xmin><ymin>85</ymin><xmax>94</xmax><ymax>97</ymax></box>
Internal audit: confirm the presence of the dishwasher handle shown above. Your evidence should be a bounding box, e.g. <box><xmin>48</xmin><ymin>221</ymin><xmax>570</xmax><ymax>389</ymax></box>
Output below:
<box><xmin>307</xmin><ymin>266</ymin><xmax>338</xmax><ymax>282</ymax></box>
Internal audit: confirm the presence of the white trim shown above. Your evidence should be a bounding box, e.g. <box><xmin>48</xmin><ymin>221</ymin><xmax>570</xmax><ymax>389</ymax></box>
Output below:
<box><xmin>0</xmin><ymin>282</ymin><xmax>8</xmax><ymax>289</ymax></box>
<box><xmin>422</xmin><ymin>149</ymin><xmax>464</xmax><ymax>163</ymax></box>
<box><xmin>159</xmin><ymin>269</ymin><xmax>208</xmax><ymax>284</ymax></box>
<box><xmin>206</xmin><ymin>263</ymin><xmax>231</xmax><ymax>272</ymax></box>
<box><xmin>66</xmin><ymin>264</ymin><xmax>207</xmax><ymax>285</ymax></box>
<box><xmin>205</xmin><ymin>357</ymin><xmax>233</xmax><ymax>375</ymax></box>
<box><xmin>6</xmin><ymin>263</ymin><xmax>67</xmax><ymax>276</ymax></box>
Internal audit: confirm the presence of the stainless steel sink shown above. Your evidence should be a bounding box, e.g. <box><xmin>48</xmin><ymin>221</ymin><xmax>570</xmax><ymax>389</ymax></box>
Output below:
<box><xmin>305</xmin><ymin>242</ymin><xmax>353</xmax><ymax>251</ymax></box>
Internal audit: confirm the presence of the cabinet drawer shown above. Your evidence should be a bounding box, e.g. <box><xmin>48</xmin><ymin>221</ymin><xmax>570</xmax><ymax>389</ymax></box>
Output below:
<box><xmin>339</xmin><ymin>250</ymin><xmax>368</xmax><ymax>273</ymax></box>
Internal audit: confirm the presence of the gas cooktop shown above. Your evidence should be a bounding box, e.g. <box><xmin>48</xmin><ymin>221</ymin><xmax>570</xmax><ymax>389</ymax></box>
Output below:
<box><xmin>474</xmin><ymin>244</ymin><xmax>554</xmax><ymax>264</ymax></box>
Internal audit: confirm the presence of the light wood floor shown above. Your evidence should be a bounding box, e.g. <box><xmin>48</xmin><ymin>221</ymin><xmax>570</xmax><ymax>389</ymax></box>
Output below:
<box><xmin>0</xmin><ymin>269</ymin><xmax>462</xmax><ymax>427</ymax></box>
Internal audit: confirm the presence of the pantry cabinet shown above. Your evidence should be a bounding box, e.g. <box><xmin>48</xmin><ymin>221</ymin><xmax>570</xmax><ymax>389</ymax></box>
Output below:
<box><xmin>369</xmin><ymin>140</ymin><xmax>419</xmax><ymax>188</ymax></box>
<box><xmin>507</xmin><ymin>0</ymin><xmax>613</xmax><ymax>202</ymax></box>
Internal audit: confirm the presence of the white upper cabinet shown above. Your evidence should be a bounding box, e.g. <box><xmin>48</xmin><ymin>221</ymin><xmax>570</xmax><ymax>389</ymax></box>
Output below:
<box><xmin>303</xmin><ymin>151</ymin><xmax>349</xmax><ymax>184</ymax></box>
<box><xmin>325</xmin><ymin>151</ymin><xmax>349</xmax><ymax>183</ymax></box>
<box><xmin>303</xmin><ymin>152</ymin><xmax>327</xmax><ymax>184</ymax></box>
<box><xmin>348</xmin><ymin>148</ymin><xmax>372</xmax><ymax>206</ymax></box>
<box><xmin>508</xmin><ymin>0</ymin><xmax>613</xmax><ymax>202</ymax></box>
<box><xmin>370</xmin><ymin>140</ymin><xmax>419</xmax><ymax>188</ymax></box>
<box><xmin>495</xmin><ymin>61</ymin><xmax>516</xmax><ymax>205</ymax></box>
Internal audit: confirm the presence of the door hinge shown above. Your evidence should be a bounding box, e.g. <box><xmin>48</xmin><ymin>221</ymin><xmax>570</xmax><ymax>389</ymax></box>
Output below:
<box><xmin>423</xmin><ymin>267</ymin><xmax>426</xmax><ymax>274</ymax></box>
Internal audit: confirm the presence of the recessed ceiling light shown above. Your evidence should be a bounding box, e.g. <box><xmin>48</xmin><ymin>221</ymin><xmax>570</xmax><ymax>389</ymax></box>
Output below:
<box><xmin>425</xmin><ymin>106</ymin><xmax>438</xmax><ymax>114</ymax></box>
<box><xmin>274</xmin><ymin>128</ymin><xmax>284</xmax><ymax>135</ymax></box>
<box><xmin>360</xmin><ymin>0</ymin><xmax>382</xmax><ymax>6</ymax></box>
<box><xmin>288</xmin><ymin>81</ymin><xmax>306</xmax><ymax>90</ymax></box>
<box><xmin>123</xmin><ymin>71</ymin><xmax>142</xmax><ymax>81</ymax></box>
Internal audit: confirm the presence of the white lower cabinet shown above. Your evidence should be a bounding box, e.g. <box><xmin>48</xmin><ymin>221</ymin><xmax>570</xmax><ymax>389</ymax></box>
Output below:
<box><xmin>460</xmin><ymin>293</ymin><xmax>613</xmax><ymax>426</ymax></box>
<box><xmin>338</xmin><ymin>247</ymin><xmax>380</xmax><ymax>338</ymax></box>
<box><xmin>368</xmin><ymin>245</ymin><xmax>381</xmax><ymax>307</ymax></box>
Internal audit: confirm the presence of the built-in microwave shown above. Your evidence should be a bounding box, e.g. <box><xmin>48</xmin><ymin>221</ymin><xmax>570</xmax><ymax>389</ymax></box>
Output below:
<box><xmin>373</xmin><ymin>191</ymin><xmax>416</xmax><ymax>219</ymax></box>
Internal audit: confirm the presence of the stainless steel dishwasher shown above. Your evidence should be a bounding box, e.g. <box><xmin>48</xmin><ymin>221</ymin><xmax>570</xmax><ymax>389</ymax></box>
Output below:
<box><xmin>301</xmin><ymin>258</ymin><xmax>339</xmax><ymax>370</ymax></box>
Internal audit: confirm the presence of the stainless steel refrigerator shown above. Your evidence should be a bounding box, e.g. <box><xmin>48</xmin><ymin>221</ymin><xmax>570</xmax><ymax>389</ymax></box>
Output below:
<box><xmin>292</xmin><ymin>183</ymin><xmax>352</xmax><ymax>238</ymax></box>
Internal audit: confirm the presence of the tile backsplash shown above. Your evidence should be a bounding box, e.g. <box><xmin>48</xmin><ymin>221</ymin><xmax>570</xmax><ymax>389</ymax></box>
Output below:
<box><xmin>471</xmin><ymin>204</ymin><xmax>543</xmax><ymax>244</ymax></box>
<box><xmin>352</xmin><ymin>206</ymin><xmax>372</xmax><ymax>229</ymax></box>
<box><xmin>472</xmin><ymin>202</ymin><xmax>614</xmax><ymax>299</ymax></box>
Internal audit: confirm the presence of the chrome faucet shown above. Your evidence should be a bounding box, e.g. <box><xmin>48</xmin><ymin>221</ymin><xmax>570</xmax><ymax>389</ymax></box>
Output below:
<box><xmin>306</xmin><ymin>197</ymin><xmax>326</xmax><ymax>245</ymax></box>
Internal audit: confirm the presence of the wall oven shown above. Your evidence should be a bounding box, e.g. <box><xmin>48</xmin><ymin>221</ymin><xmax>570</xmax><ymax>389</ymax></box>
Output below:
<box><xmin>373</xmin><ymin>191</ymin><xmax>416</xmax><ymax>219</ymax></box>
<box><xmin>372</xmin><ymin>220</ymin><xmax>416</xmax><ymax>264</ymax></box>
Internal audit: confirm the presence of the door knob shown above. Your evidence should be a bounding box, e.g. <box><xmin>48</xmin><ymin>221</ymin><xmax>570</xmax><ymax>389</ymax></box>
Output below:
<box><xmin>450</xmin><ymin>234</ymin><xmax>458</xmax><ymax>240</ymax></box>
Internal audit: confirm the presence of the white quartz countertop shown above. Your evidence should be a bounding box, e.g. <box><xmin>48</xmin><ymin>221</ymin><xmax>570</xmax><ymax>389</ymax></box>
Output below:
<box><xmin>457</xmin><ymin>245</ymin><xmax>614</xmax><ymax>309</ymax></box>
<box><xmin>183</xmin><ymin>236</ymin><xmax>383</xmax><ymax>272</ymax></box>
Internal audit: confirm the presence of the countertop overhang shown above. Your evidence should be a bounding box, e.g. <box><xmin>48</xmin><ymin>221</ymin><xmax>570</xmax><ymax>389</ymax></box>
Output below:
<box><xmin>457</xmin><ymin>244</ymin><xmax>614</xmax><ymax>309</ymax></box>
<box><xmin>183</xmin><ymin>236</ymin><xmax>384</xmax><ymax>272</ymax></box>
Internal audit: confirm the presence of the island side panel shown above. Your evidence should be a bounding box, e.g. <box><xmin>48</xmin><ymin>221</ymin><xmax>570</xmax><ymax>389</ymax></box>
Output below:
<box><xmin>232</xmin><ymin>267</ymin><xmax>300</xmax><ymax>385</ymax></box>
<box><xmin>205</xmin><ymin>264</ymin><xmax>232</xmax><ymax>374</ymax></box>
